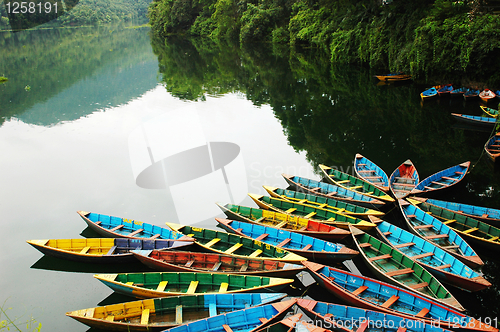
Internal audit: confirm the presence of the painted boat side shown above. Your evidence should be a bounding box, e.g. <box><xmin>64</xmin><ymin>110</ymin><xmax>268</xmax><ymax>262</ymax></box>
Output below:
<box><xmin>450</xmin><ymin>113</ymin><xmax>496</xmax><ymax>127</ymax></box>
<box><xmin>411</xmin><ymin>162</ymin><xmax>470</xmax><ymax>195</ymax></box>
<box><xmin>389</xmin><ymin>160</ymin><xmax>419</xmax><ymax>199</ymax></box>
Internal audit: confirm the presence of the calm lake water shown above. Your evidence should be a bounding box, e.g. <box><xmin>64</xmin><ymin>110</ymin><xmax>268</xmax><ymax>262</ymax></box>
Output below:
<box><xmin>1</xmin><ymin>26</ymin><xmax>499</xmax><ymax>331</ymax></box>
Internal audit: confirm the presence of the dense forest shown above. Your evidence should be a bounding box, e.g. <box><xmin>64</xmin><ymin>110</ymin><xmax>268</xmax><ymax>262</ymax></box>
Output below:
<box><xmin>148</xmin><ymin>0</ymin><xmax>500</xmax><ymax>80</ymax></box>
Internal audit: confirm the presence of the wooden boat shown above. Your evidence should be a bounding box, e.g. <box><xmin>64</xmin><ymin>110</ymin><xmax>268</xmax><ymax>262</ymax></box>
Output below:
<box><xmin>66</xmin><ymin>293</ymin><xmax>287</xmax><ymax>332</ymax></box>
<box><xmin>354</xmin><ymin>153</ymin><xmax>390</xmax><ymax>192</ymax></box>
<box><xmin>216</xmin><ymin>203</ymin><xmax>351</xmax><ymax>242</ymax></box>
<box><xmin>437</xmin><ymin>84</ymin><xmax>453</xmax><ymax>96</ymax></box>
<box><xmin>319</xmin><ymin>164</ymin><xmax>394</xmax><ymax>203</ymax></box>
<box><xmin>148</xmin><ymin>299</ymin><xmax>297</xmax><ymax>332</ymax></box>
<box><xmin>420</xmin><ymin>87</ymin><xmax>438</xmax><ymax>99</ymax></box>
<box><xmin>349</xmin><ymin>225</ymin><xmax>464</xmax><ymax>312</ymax></box>
<box><xmin>94</xmin><ymin>272</ymin><xmax>295</xmax><ymax>299</ymax></box>
<box><xmin>389</xmin><ymin>159</ymin><xmax>419</xmax><ymax>199</ymax></box>
<box><xmin>297</xmin><ymin>298</ymin><xmax>459</xmax><ymax>332</ymax></box>
<box><xmin>26</xmin><ymin>238</ymin><xmax>192</xmax><ymax>264</ymax></box>
<box><xmin>247</xmin><ymin>193</ymin><xmax>377</xmax><ymax>231</ymax></box>
<box><xmin>480</xmin><ymin>105</ymin><xmax>500</xmax><ymax>118</ymax></box>
<box><xmin>399</xmin><ymin>199</ymin><xmax>483</xmax><ymax>268</ymax></box>
<box><xmin>77</xmin><ymin>211</ymin><xmax>194</xmax><ymax>242</ymax></box>
<box><xmin>373</xmin><ymin>219</ymin><xmax>490</xmax><ymax>292</ymax></box>
<box><xmin>132</xmin><ymin>250</ymin><xmax>305</xmax><ymax>278</ymax></box>
<box><xmin>164</xmin><ymin>222</ymin><xmax>307</xmax><ymax>263</ymax></box>
<box><xmin>450</xmin><ymin>113</ymin><xmax>497</xmax><ymax>127</ymax></box>
<box><xmin>464</xmin><ymin>89</ymin><xmax>480</xmax><ymax>100</ymax></box>
<box><xmin>450</xmin><ymin>87</ymin><xmax>469</xmax><ymax>97</ymax></box>
<box><xmin>412</xmin><ymin>197</ymin><xmax>500</xmax><ymax>227</ymax></box>
<box><xmin>255</xmin><ymin>313</ymin><xmax>302</xmax><ymax>332</ymax></box>
<box><xmin>484</xmin><ymin>132</ymin><xmax>500</xmax><ymax>162</ymax></box>
<box><xmin>302</xmin><ymin>261</ymin><xmax>498</xmax><ymax>332</ymax></box>
<box><xmin>281</xmin><ymin>174</ymin><xmax>386</xmax><ymax>209</ymax></box>
<box><xmin>375</xmin><ymin>73</ymin><xmax>412</xmax><ymax>81</ymax></box>
<box><xmin>262</xmin><ymin>185</ymin><xmax>384</xmax><ymax>219</ymax></box>
<box><xmin>215</xmin><ymin>218</ymin><xmax>359</xmax><ymax>263</ymax></box>
<box><xmin>479</xmin><ymin>89</ymin><xmax>496</xmax><ymax>102</ymax></box>
<box><xmin>408</xmin><ymin>197</ymin><xmax>500</xmax><ymax>252</ymax></box>
<box><xmin>410</xmin><ymin>161</ymin><xmax>470</xmax><ymax>195</ymax></box>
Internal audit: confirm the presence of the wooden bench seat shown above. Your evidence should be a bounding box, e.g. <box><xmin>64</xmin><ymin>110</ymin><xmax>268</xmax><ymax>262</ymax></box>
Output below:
<box><xmin>204</xmin><ymin>238</ymin><xmax>221</xmax><ymax>248</ymax></box>
<box><xmin>434</xmin><ymin>264</ymin><xmax>451</xmax><ymax>270</ymax></box>
<box><xmin>212</xmin><ymin>262</ymin><xmax>222</xmax><ymax>271</ymax></box>
<box><xmin>277</xmin><ymin>238</ymin><xmax>291</xmax><ymax>248</ymax></box>
<box><xmin>359</xmin><ymin>243</ymin><xmax>372</xmax><ymax>248</ymax></box>
<box><xmin>416</xmin><ymin>307</ymin><xmax>430</xmax><ymax>318</ymax></box>
<box><xmin>394</xmin><ymin>242</ymin><xmax>415</xmax><ymax>248</ymax></box>
<box><xmin>302</xmin><ymin>244</ymin><xmax>313</xmax><ymax>251</ymax></box>
<box><xmin>411</xmin><ymin>252</ymin><xmax>434</xmax><ymax>259</ymax></box>
<box><xmin>351</xmin><ymin>285</ymin><xmax>368</xmax><ymax>296</ymax></box>
<box><xmin>219</xmin><ymin>282</ymin><xmax>229</xmax><ymax>293</ymax></box>
<box><xmin>254</xmin><ymin>234</ymin><xmax>269</xmax><ymax>241</ymax></box>
<box><xmin>424</xmin><ymin>234</ymin><xmax>449</xmax><ymax>240</ymax></box>
<box><xmin>381</xmin><ymin>295</ymin><xmax>399</xmax><ymax>308</ymax></box>
<box><xmin>249</xmin><ymin>249</ymin><xmax>262</xmax><ymax>258</ymax></box>
<box><xmin>149</xmin><ymin>234</ymin><xmax>161</xmax><ymax>239</ymax></box>
<box><xmin>80</xmin><ymin>246</ymin><xmax>91</xmax><ymax>254</ymax></box>
<box><xmin>156</xmin><ymin>281</ymin><xmax>168</xmax><ymax>292</ymax></box>
<box><xmin>414</xmin><ymin>224</ymin><xmax>434</xmax><ymax>229</ymax></box>
<box><xmin>110</xmin><ymin>224</ymin><xmax>124</xmax><ymax>232</ymax></box>
<box><xmin>442</xmin><ymin>176</ymin><xmax>458</xmax><ymax>181</ymax></box>
<box><xmin>105</xmin><ymin>246</ymin><xmax>117</xmax><ymax>256</ymax></box>
<box><xmin>175</xmin><ymin>305</ymin><xmax>183</xmax><ymax>324</ymax></box>
<box><xmin>368</xmin><ymin>254</ymin><xmax>392</xmax><ymax>262</ymax></box>
<box><xmin>385</xmin><ymin>268</ymin><xmax>414</xmax><ymax>277</ymax></box>
<box><xmin>222</xmin><ymin>324</ymin><xmax>234</xmax><ymax>332</ymax></box>
<box><xmin>304</xmin><ymin>212</ymin><xmax>317</xmax><ymax>219</ymax></box>
<box><xmin>186</xmin><ymin>281</ymin><xmax>199</xmax><ymax>294</ymax></box>
<box><xmin>140</xmin><ymin>309</ymin><xmax>150</xmax><ymax>325</ymax></box>
<box><xmin>285</xmin><ymin>208</ymin><xmax>297</xmax><ymax>213</ymax></box>
<box><xmin>225</xmin><ymin>243</ymin><xmax>243</xmax><ymax>254</ymax></box>
<box><xmin>275</xmin><ymin>221</ymin><xmax>288</xmax><ymax>228</ymax></box>
<box><xmin>408</xmin><ymin>282</ymin><xmax>428</xmax><ymax>290</ymax></box>
<box><xmin>443</xmin><ymin>220</ymin><xmax>455</xmax><ymax>225</ymax></box>
<box><xmin>239</xmin><ymin>264</ymin><xmax>248</xmax><ymax>272</ymax></box>
<box><xmin>128</xmin><ymin>228</ymin><xmax>144</xmax><ymax>236</ymax></box>
<box><xmin>462</xmin><ymin>227</ymin><xmax>479</xmax><ymax>234</ymax></box>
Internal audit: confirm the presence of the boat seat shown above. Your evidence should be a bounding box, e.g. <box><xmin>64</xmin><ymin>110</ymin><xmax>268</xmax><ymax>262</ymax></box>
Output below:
<box><xmin>110</xmin><ymin>224</ymin><xmax>124</xmax><ymax>232</ymax></box>
<box><xmin>490</xmin><ymin>236</ymin><xmax>499</xmax><ymax>241</ymax></box>
<box><xmin>443</xmin><ymin>220</ymin><xmax>455</xmax><ymax>225</ymax></box>
<box><xmin>235</xmin><ymin>228</ymin><xmax>243</xmax><ymax>233</ymax></box>
<box><xmin>381</xmin><ymin>295</ymin><xmax>399</xmax><ymax>308</ymax></box>
<box><xmin>385</xmin><ymin>268</ymin><xmax>414</xmax><ymax>277</ymax></box>
<box><xmin>225</xmin><ymin>243</ymin><xmax>243</xmax><ymax>254</ymax></box>
<box><xmin>442</xmin><ymin>176</ymin><xmax>458</xmax><ymax>181</ymax></box>
<box><xmin>212</xmin><ymin>262</ymin><xmax>222</xmax><ymax>271</ymax></box>
<box><xmin>310</xmin><ymin>187</ymin><xmax>320</xmax><ymax>191</ymax></box>
<box><xmin>80</xmin><ymin>246</ymin><xmax>91</xmax><ymax>254</ymax></box>
<box><xmin>259</xmin><ymin>318</ymin><xmax>269</xmax><ymax>323</ymax></box>
<box><xmin>350</xmin><ymin>185</ymin><xmax>363</xmax><ymax>190</ymax></box>
<box><xmin>186</xmin><ymin>281</ymin><xmax>199</xmax><ymax>294</ymax></box>
<box><xmin>105</xmin><ymin>316</ymin><xmax>115</xmax><ymax>322</ymax></box>
<box><xmin>156</xmin><ymin>281</ymin><xmax>168</xmax><ymax>292</ymax></box>
<box><xmin>462</xmin><ymin>227</ymin><xmax>478</xmax><ymax>234</ymax></box>
<box><xmin>185</xmin><ymin>260</ymin><xmax>195</xmax><ymax>267</ymax></box>
<box><xmin>358</xmin><ymin>170</ymin><xmax>375</xmax><ymax>173</ymax></box>
<box><xmin>482</xmin><ymin>213</ymin><xmax>489</xmax><ymax>218</ymax></box>
<box><xmin>409</xmin><ymin>282</ymin><xmax>428</xmax><ymax>290</ymax></box>
<box><xmin>304</xmin><ymin>212</ymin><xmax>317</xmax><ymax>219</ymax></box>
<box><xmin>406</xmin><ymin>215</ymin><xmax>416</xmax><ymax>218</ymax></box>
<box><xmin>325</xmin><ymin>192</ymin><xmax>337</xmax><ymax>197</ymax></box>
<box><xmin>441</xmin><ymin>244</ymin><xmax>459</xmax><ymax>249</ymax></box>
<box><xmin>140</xmin><ymin>309</ymin><xmax>150</xmax><ymax>325</ymax></box>
<box><xmin>416</xmin><ymin>307</ymin><xmax>430</xmax><ymax>318</ymax></box>
<box><xmin>412</xmin><ymin>252</ymin><xmax>434</xmax><ymax>259</ymax></box>
<box><xmin>285</xmin><ymin>208</ymin><xmax>297</xmax><ymax>213</ymax></box>
<box><xmin>209</xmin><ymin>303</ymin><xmax>217</xmax><ymax>317</ymax></box>
<box><xmin>424</xmin><ymin>234</ymin><xmax>449</xmax><ymax>240</ymax></box>
<box><xmin>368</xmin><ymin>254</ymin><xmax>392</xmax><ymax>262</ymax></box>
<box><xmin>302</xmin><ymin>244</ymin><xmax>312</xmax><ymax>251</ymax></box>
<box><xmin>298</xmin><ymin>199</ymin><xmax>307</xmax><ymax>204</ymax></box>
<box><xmin>254</xmin><ymin>217</ymin><xmax>265</xmax><ymax>223</ymax></box>
<box><xmin>383</xmin><ymin>231</ymin><xmax>392</xmax><ymax>236</ymax></box>
<box><xmin>397</xmin><ymin>328</ymin><xmax>407</xmax><ymax>332</ymax></box>
<box><xmin>249</xmin><ymin>249</ymin><xmax>262</xmax><ymax>258</ymax></box>
<box><xmin>149</xmin><ymin>234</ymin><xmax>161</xmax><ymax>239</ymax></box>
<box><xmin>105</xmin><ymin>246</ymin><xmax>117</xmax><ymax>256</ymax></box>
<box><xmin>431</xmin><ymin>181</ymin><xmax>447</xmax><ymax>187</ymax></box>
<box><xmin>319</xmin><ymin>273</ymin><xmax>334</xmax><ymax>282</ymax></box>
<box><xmin>254</xmin><ymin>234</ymin><xmax>269</xmax><ymax>241</ymax></box>
<box><xmin>94</xmin><ymin>221</ymin><xmax>102</xmax><ymax>225</ymax></box>
<box><xmin>219</xmin><ymin>282</ymin><xmax>229</xmax><ymax>293</ymax></box>
<box><xmin>239</xmin><ymin>264</ymin><xmax>248</xmax><ymax>272</ymax></box>
<box><xmin>317</xmin><ymin>203</ymin><xmax>327</xmax><ymax>208</ymax></box>
<box><xmin>435</xmin><ymin>264</ymin><xmax>451</xmax><ymax>270</ymax></box>
<box><xmin>222</xmin><ymin>324</ymin><xmax>234</xmax><ymax>332</ymax></box>
<box><xmin>351</xmin><ymin>285</ymin><xmax>368</xmax><ymax>296</ymax></box>
<box><xmin>175</xmin><ymin>305</ymin><xmax>183</xmax><ymax>324</ymax></box>
<box><xmin>275</xmin><ymin>221</ymin><xmax>288</xmax><ymax>228</ymax></box>
<box><xmin>128</xmin><ymin>228</ymin><xmax>144</xmax><ymax>236</ymax></box>
<box><xmin>326</xmin><ymin>217</ymin><xmax>336</xmax><ymax>221</ymax></box>
<box><xmin>277</xmin><ymin>238</ymin><xmax>291</xmax><ymax>248</ymax></box>
<box><xmin>394</xmin><ymin>242</ymin><xmax>415</xmax><ymax>248</ymax></box>
<box><xmin>204</xmin><ymin>238</ymin><xmax>221</xmax><ymax>248</ymax></box>
<box><xmin>357</xmin><ymin>320</ymin><xmax>370</xmax><ymax>332</ymax></box>
<box><xmin>337</xmin><ymin>180</ymin><xmax>350</xmax><ymax>184</ymax></box>
<box><xmin>455</xmin><ymin>171</ymin><xmax>463</xmax><ymax>175</ymax></box>
<box><xmin>359</xmin><ymin>243</ymin><xmax>372</xmax><ymax>248</ymax></box>
<box><xmin>298</xmin><ymin>226</ymin><xmax>307</xmax><ymax>231</ymax></box>
<box><xmin>414</xmin><ymin>224</ymin><xmax>434</xmax><ymax>229</ymax></box>
<box><xmin>126</xmin><ymin>281</ymin><xmax>134</xmax><ymax>285</ymax></box>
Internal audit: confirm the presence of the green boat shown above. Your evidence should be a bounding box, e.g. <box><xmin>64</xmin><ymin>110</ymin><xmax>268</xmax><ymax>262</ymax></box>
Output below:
<box><xmin>319</xmin><ymin>164</ymin><xmax>394</xmax><ymax>203</ymax></box>
<box><xmin>262</xmin><ymin>186</ymin><xmax>384</xmax><ymax>219</ymax></box>
<box><xmin>164</xmin><ymin>222</ymin><xmax>307</xmax><ymax>263</ymax></box>
<box><xmin>349</xmin><ymin>225</ymin><xmax>464</xmax><ymax>312</ymax></box>
<box><xmin>248</xmin><ymin>193</ymin><xmax>377</xmax><ymax>231</ymax></box>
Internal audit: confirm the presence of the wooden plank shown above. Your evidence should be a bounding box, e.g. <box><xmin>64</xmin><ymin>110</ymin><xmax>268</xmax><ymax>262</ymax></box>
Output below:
<box><xmin>105</xmin><ymin>246</ymin><xmax>117</xmax><ymax>256</ymax></box>
<box><xmin>397</xmin><ymin>328</ymin><xmax>407</xmax><ymax>332</ymax></box>
<box><xmin>337</xmin><ymin>180</ymin><xmax>350</xmax><ymax>184</ymax></box>
<box><xmin>424</xmin><ymin>234</ymin><xmax>449</xmax><ymax>240</ymax></box>
<box><xmin>381</xmin><ymin>295</ymin><xmax>399</xmax><ymax>308</ymax></box>
<box><xmin>350</xmin><ymin>185</ymin><xmax>363</xmax><ymax>190</ymax></box>
<box><xmin>185</xmin><ymin>260</ymin><xmax>195</xmax><ymax>267</ymax></box>
<box><xmin>490</xmin><ymin>236</ymin><xmax>499</xmax><ymax>241</ymax></box>
<box><xmin>416</xmin><ymin>307</ymin><xmax>430</xmax><ymax>318</ymax></box>
<box><xmin>239</xmin><ymin>264</ymin><xmax>248</xmax><ymax>272</ymax></box>
<box><xmin>351</xmin><ymin>285</ymin><xmax>368</xmax><ymax>296</ymax></box>
<box><xmin>434</xmin><ymin>264</ymin><xmax>451</xmax><ymax>270</ymax></box>
<box><xmin>356</xmin><ymin>320</ymin><xmax>370</xmax><ymax>332</ymax></box>
<box><xmin>140</xmin><ymin>309</ymin><xmax>150</xmax><ymax>325</ymax></box>
<box><xmin>359</xmin><ymin>243</ymin><xmax>372</xmax><ymax>248</ymax></box>
<box><xmin>209</xmin><ymin>303</ymin><xmax>217</xmax><ymax>317</ymax></box>
<box><xmin>302</xmin><ymin>244</ymin><xmax>313</xmax><ymax>251</ymax></box>
<box><xmin>149</xmin><ymin>233</ymin><xmax>161</xmax><ymax>239</ymax></box>
<box><xmin>225</xmin><ymin>243</ymin><xmax>243</xmax><ymax>254</ymax></box>
<box><xmin>110</xmin><ymin>224</ymin><xmax>124</xmax><ymax>232</ymax></box>
<box><xmin>386</xmin><ymin>268</ymin><xmax>414</xmax><ymax>277</ymax></box>
<box><xmin>277</xmin><ymin>238</ymin><xmax>292</xmax><ymax>248</ymax></box>
<box><xmin>411</xmin><ymin>252</ymin><xmax>434</xmax><ymax>259</ymax></box>
<box><xmin>394</xmin><ymin>242</ymin><xmax>415</xmax><ymax>248</ymax></box>
<box><xmin>285</xmin><ymin>208</ymin><xmax>297</xmax><ymax>213</ymax></box>
<box><xmin>304</xmin><ymin>212</ymin><xmax>317</xmax><ymax>219</ymax></box>
<box><xmin>249</xmin><ymin>249</ymin><xmax>262</xmax><ymax>258</ymax></box>
<box><xmin>462</xmin><ymin>227</ymin><xmax>479</xmax><ymax>234</ymax></box>
<box><xmin>254</xmin><ymin>234</ymin><xmax>269</xmax><ymax>241</ymax></box>
<box><xmin>443</xmin><ymin>220</ymin><xmax>455</xmax><ymax>225</ymax></box>
<box><xmin>383</xmin><ymin>231</ymin><xmax>392</xmax><ymax>236</ymax></box>
<box><xmin>275</xmin><ymin>221</ymin><xmax>288</xmax><ymax>228</ymax></box>
<box><xmin>186</xmin><ymin>281</ymin><xmax>199</xmax><ymax>294</ymax></box>
<box><xmin>442</xmin><ymin>176</ymin><xmax>458</xmax><ymax>181</ymax></box>
<box><xmin>105</xmin><ymin>316</ymin><xmax>115</xmax><ymax>321</ymax></box>
<box><xmin>204</xmin><ymin>238</ymin><xmax>221</xmax><ymax>248</ymax></box>
<box><xmin>175</xmin><ymin>305</ymin><xmax>183</xmax><ymax>324</ymax></box>
<box><xmin>441</xmin><ymin>244</ymin><xmax>459</xmax><ymax>249</ymax></box>
<box><xmin>368</xmin><ymin>254</ymin><xmax>392</xmax><ymax>262</ymax></box>
<box><xmin>409</xmin><ymin>282</ymin><xmax>428</xmax><ymax>290</ymax></box>
<box><xmin>128</xmin><ymin>228</ymin><xmax>144</xmax><ymax>236</ymax></box>
<box><xmin>222</xmin><ymin>324</ymin><xmax>234</xmax><ymax>332</ymax></box>
<box><xmin>414</xmin><ymin>224</ymin><xmax>434</xmax><ymax>229</ymax></box>
<box><xmin>80</xmin><ymin>246</ymin><xmax>91</xmax><ymax>254</ymax></box>
<box><xmin>212</xmin><ymin>262</ymin><xmax>222</xmax><ymax>271</ymax></box>
<box><xmin>156</xmin><ymin>281</ymin><xmax>168</xmax><ymax>292</ymax></box>
<box><xmin>219</xmin><ymin>282</ymin><xmax>229</xmax><ymax>293</ymax></box>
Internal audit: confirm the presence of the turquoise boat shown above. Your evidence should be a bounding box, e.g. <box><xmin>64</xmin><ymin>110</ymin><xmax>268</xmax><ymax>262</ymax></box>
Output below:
<box><xmin>159</xmin><ymin>299</ymin><xmax>297</xmax><ymax>332</ymax></box>
<box><xmin>389</xmin><ymin>159</ymin><xmax>419</xmax><ymax>199</ymax></box>
<box><xmin>215</xmin><ymin>218</ymin><xmax>359</xmax><ymax>263</ymax></box>
<box><xmin>297</xmin><ymin>298</ymin><xmax>455</xmax><ymax>332</ymax></box>
<box><xmin>411</xmin><ymin>162</ymin><xmax>470</xmax><ymax>195</ymax></box>
<box><xmin>281</xmin><ymin>174</ymin><xmax>386</xmax><ymax>209</ymax></box>
<box><xmin>450</xmin><ymin>113</ymin><xmax>497</xmax><ymax>127</ymax></box>
<box><xmin>354</xmin><ymin>153</ymin><xmax>390</xmax><ymax>192</ymax></box>
<box><xmin>412</xmin><ymin>197</ymin><xmax>500</xmax><ymax>227</ymax></box>
<box><xmin>374</xmin><ymin>219</ymin><xmax>490</xmax><ymax>292</ymax></box>
<box><xmin>398</xmin><ymin>200</ymin><xmax>483</xmax><ymax>269</ymax></box>
<box><xmin>77</xmin><ymin>211</ymin><xmax>193</xmax><ymax>242</ymax></box>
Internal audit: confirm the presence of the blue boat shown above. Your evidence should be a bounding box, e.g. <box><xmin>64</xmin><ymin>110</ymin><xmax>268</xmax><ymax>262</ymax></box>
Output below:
<box><xmin>485</xmin><ymin>132</ymin><xmax>500</xmax><ymax>162</ymax></box>
<box><xmin>302</xmin><ymin>261</ymin><xmax>497</xmax><ymax>331</ymax></box>
<box><xmin>354</xmin><ymin>153</ymin><xmax>390</xmax><ymax>192</ymax></box>
<box><xmin>412</xmin><ymin>197</ymin><xmax>500</xmax><ymax>227</ymax></box>
<box><xmin>215</xmin><ymin>218</ymin><xmax>359</xmax><ymax>262</ymax></box>
<box><xmin>281</xmin><ymin>174</ymin><xmax>386</xmax><ymax>209</ymax></box>
<box><xmin>411</xmin><ymin>161</ymin><xmax>470</xmax><ymax>195</ymax></box>
<box><xmin>450</xmin><ymin>87</ymin><xmax>469</xmax><ymax>97</ymax></box>
<box><xmin>297</xmin><ymin>298</ymin><xmax>457</xmax><ymax>332</ymax></box>
<box><xmin>160</xmin><ymin>299</ymin><xmax>297</xmax><ymax>332</ymax></box>
<box><xmin>421</xmin><ymin>87</ymin><xmax>438</xmax><ymax>99</ymax></box>
<box><xmin>437</xmin><ymin>84</ymin><xmax>453</xmax><ymax>96</ymax></box>
<box><xmin>398</xmin><ymin>200</ymin><xmax>483</xmax><ymax>269</ymax></box>
<box><xmin>464</xmin><ymin>89</ymin><xmax>480</xmax><ymax>100</ymax></box>
<box><xmin>451</xmin><ymin>113</ymin><xmax>497</xmax><ymax>127</ymax></box>
<box><xmin>389</xmin><ymin>159</ymin><xmax>419</xmax><ymax>199</ymax></box>
<box><xmin>77</xmin><ymin>211</ymin><xmax>194</xmax><ymax>242</ymax></box>
<box><xmin>374</xmin><ymin>220</ymin><xmax>490</xmax><ymax>292</ymax></box>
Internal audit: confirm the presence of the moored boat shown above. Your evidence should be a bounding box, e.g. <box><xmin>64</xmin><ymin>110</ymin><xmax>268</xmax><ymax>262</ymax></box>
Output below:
<box><xmin>437</xmin><ymin>84</ymin><xmax>453</xmax><ymax>96</ymax></box>
<box><xmin>484</xmin><ymin>132</ymin><xmax>500</xmax><ymax>162</ymax></box>
<box><xmin>354</xmin><ymin>153</ymin><xmax>390</xmax><ymax>192</ymax></box>
<box><xmin>77</xmin><ymin>211</ymin><xmax>193</xmax><ymax>242</ymax></box>
<box><xmin>94</xmin><ymin>272</ymin><xmax>295</xmax><ymax>299</ymax></box>
<box><xmin>281</xmin><ymin>174</ymin><xmax>386</xmax><ymax>209</ymax></box>
<box><xmin>26</xmin><ymin>238</ymin><xmax>192</xmax><ymax>264</ymax></box>
<box><xmin>373</xmin><ymin>219</ymin><xmax>490</xmax><ymax>292</ymax></box>
<box><xmin>164</xmin><ymin>222</ymin><xmax>307</xmax><ymax>263</ymax></box>
<box><xmin>450</xmin><ymin>87</ymin><xmax>469</xmax><ymax>97</ymax></box>
<box><xmin>66</xmin><ymin>293</ymin><xmax>288</xmax><ymax>332</ymax></box>
<box><xmin>349</xmin><ymin>225</ymin><xmax>464</xmax><ymax>312</ymax></box>
<box><xmin>302</xmin><ymin>261</ymin><xmax>498</xmax><ymax>332</ymax></box>
<box><xmin>480</xmin><ymin>105</ymin><xmax>500</xmax><ymax>118</ymax></box>
<box><xmin>132</xmin><ymin>250</ymin><xmax>305</xmax><ymax>278</ymax></box>
<box><xmin>410</xmin><ymin>161</ymin><xmax>470</xmax><ymax>195</ymax></box>
<box><xmin>216</xmin><ymin>203</ymin><xmax>351</xmax><ymax>242</ymax></box>
<box><xmin>375</xmin><ymin>73</ymin><xmax>412</xmax><ymax>81</ymax></box>
<box><xmin>421</xmin><ymin>87</ymin><xmax>438</xmax><ymax>100</ymax></box>
<box><xmin>399</xmin><ymin>199</ymin><xmax>483</xmax><ymax>269</ymax></box>
<box><xmin>319</xmin><ymin>164</ymin><xmax>394</xmax><ymax>203</ymax></box>
<box><xmin>450</xmin><ymin>113</ymin><xmax>497</xmax><ymax>127</ymax></box>
<box><xmin>389</xmin><ymin>159</ymin><xmax>419</xmax><ymax>199</ymax></box>
<box><xmin>479</xmin><ymin>89</ymin><xmax>496</xmax><ymax>103</ymax></box>
<box><xmin>215</xmin><ymin>218</ymin><xmax>359</xmax><ymax>263</ymax></box>
<box><xmin>247</xmin><ymin>193</ymin><xmax>377</xmax><ymax>231</ymax></box>
<box><xmin>464</xmin><ymin>89</ymin><xmax>480</xmax><ymax>100</ymax></box>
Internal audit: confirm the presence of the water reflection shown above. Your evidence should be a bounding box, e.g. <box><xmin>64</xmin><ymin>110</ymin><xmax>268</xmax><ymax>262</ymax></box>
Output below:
<box><xmin>30</xmin><ymin>255</ymin><xmax>153</xmax><ymax>273</ymax></box>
